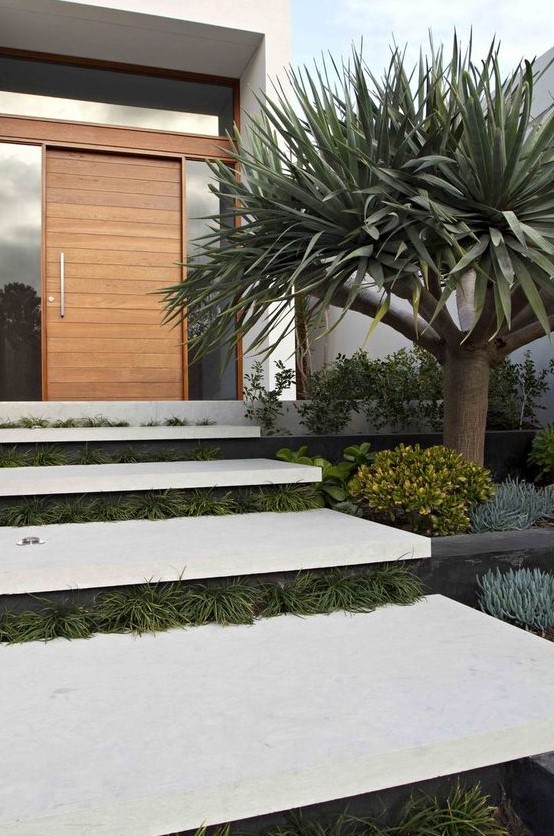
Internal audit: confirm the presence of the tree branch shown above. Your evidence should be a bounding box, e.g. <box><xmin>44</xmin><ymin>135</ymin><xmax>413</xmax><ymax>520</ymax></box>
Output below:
<box><xmin>510</xmin><ymin>296</ymin><xmax>554</xmax><ymax>331</ymax></box>
<box><xmin>501</xmin><ymin>314</ymin><xmax>554</xmax><ymax>356</ymax></box>
<box><xmin>392</xmin><ymin>279</ymin><xmax>461</xmax><ymax>346</ymax></box>
<box><xmin>329</xmin><ymin>282</ymin><xmax>443</xmax><ymax>355</ymax></box>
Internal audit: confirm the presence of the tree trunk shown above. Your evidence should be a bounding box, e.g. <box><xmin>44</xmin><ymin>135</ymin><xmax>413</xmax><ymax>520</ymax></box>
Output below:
<box><xmin>442</xmin><ymin>346</ymin><xmax>491</xmax><ymax>465</ymax></box>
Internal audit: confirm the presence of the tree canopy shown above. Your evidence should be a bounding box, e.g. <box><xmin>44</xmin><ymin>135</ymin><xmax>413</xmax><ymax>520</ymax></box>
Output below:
<box><xmin>160</xmin><ymin>37</ymin><xmax>554</xmax><ymax>463</ymax></box>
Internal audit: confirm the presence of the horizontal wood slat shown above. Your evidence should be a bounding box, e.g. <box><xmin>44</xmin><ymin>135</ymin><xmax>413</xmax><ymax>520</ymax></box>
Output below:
<box><xmin>47</xmin><ymin>218</ymin><xmax>180</xmax><ymax>240</ymax></box>
<box><xmin>46</xmin><ymin>248</ymin><xmax>181</xmax><ymax>267</ymax></box>
<box><xmin>46</xmin><ymin>293</ymin><xmax>171</xmax><ymax>310</ymax></box>
<box><xmin>47</xmin><ymin>322</ymin><xmax>177</xmax><ymax>339</ymax></box>
<box><xmin>46</xmin><ymin>308</ymin><xmax>175</xmax><ymax>325</ymax></box>
<box><xmin>47</xmin><ymin>203</ymin><xmax>180</xmax><ymax>225</ymax></box>
<box><xmin>47</xmin><ymin>232</ymin><xmax>181</xmax><ymax>254</ymax></box>
<box><xmin>47</xmin><ymin>157</ymin><xmax>180</xmax><ymax>182</ymax></box>
<box><xmin>47</xmin><ymin>383</ymin><xmax>183</xmax><ymax>400</ymax></box>
<box><xmin>48</xmin><ymin>337</ymin><xmax>182</xmax><ymax>354</ymax></box>
<box><xmin>46</xmin><ymin>172</ymin><xmax>181</xmax><ymax>197</ymax></box>
<box><xmin>50</xmin><ymin>353</ymin><xmax>182</xmax><ymax>369</ymax></box>
<box><xmin>45</xmin><ymin>278</ymin><xmax>176</xmax><ymax>296</ymax></box>
<box><xmin>46</xmin><ymin>188</ymin><xmax>180</xmax><ymax>211</ymax></box>
<box><xmin>45</xmin><ymin>261</ymin><xmax>179</xmax><ymax>281</ymax></box>
<box><xmin>50</xmin><ymin>150</ymin><xmax>175</xmax><ymax>166</ymax></box>
<box><xmin>48</xmin><ymin>368</ymin><xmax>182</xmax><ymax>383</ymax></box>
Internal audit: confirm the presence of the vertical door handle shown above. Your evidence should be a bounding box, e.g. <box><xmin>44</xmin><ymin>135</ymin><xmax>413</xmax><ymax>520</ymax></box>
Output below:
<box><xmin>60</xmin><ymin>252</ymin><xmax>65</xmax><ymax>318</ymax></box>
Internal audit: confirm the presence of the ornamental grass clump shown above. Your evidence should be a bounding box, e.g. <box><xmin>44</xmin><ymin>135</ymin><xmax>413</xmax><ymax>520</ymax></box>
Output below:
<box><xmin>478</xmin><ymin>567</ymin><xmax>554</xmax><ymax>633</ymax></box>
<box><xmin>349</xmin><ymin>444</ymin><xmax>494</xmax><ymax>536</ymax></box>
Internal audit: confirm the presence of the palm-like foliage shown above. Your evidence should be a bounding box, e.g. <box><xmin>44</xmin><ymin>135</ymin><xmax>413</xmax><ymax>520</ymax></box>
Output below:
<box><xmin>160</xmin><ymin>37</ymin><xmax>554</xmax><ymax>462</ymax></box>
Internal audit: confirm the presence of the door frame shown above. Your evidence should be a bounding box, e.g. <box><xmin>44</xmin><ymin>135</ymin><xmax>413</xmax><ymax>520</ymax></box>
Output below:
<box><xmin>0</xmin><ymin>118</ymin><xmax>242</xmax><ymax>400</ymax></box>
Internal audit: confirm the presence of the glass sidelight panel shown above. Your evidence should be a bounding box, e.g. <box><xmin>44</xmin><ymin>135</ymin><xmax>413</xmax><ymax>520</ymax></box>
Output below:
<box><xmin>0</xmin><ymin>143</ymin><xmax>42</xmax><ymax>400</ymax></box>
<box><xmin>186</xmin><ymin>160</ymin><xmax>237</xmax><ymax>400</ymax></box>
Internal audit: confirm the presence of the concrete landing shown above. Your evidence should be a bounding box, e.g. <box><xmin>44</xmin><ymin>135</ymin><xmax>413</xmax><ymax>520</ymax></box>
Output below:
<box><xmin>0</xmin><ymin>509</ymin><xmax>431</xmax><ymax>594</ymax></box>
<box><xmin>0</xmin><ymin>425</ymin><xmax>260</xmax><ymax>444</ymax></box>
<box><xmin>0</xmin><ymin>459</ymin><xmax>321</xmax><ymax>498</ymax></box>
<box><xmin>2</xmin><ymin>596</ymin><xmax>554</xmax><ymax>836</ymax></box>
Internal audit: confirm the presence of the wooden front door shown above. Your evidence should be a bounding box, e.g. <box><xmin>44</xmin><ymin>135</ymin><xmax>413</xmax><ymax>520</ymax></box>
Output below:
<box><xmin>44</xmin><ymin>148</ymin><xmax>185</xmax><ymax>400</ymax></box>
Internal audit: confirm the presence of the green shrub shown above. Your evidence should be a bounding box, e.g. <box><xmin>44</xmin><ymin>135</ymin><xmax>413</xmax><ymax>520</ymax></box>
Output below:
<box><xmin>276</xmin><ymin>442</ymin><xmax>373</xmax><ymax>508</ymax></box>
<box><xmin>243</xmin><ymin>359</ymin><xmax>295</xmax><ymax>435</ymax></box>
<box><xmin>297</xmin><ymin>348</ymin><xmax>442</xmax><ymax>434</ymax></box>
<box><xmin>296</xmin><ymin>351</ymin><xmax>370</xmax><ymax>433</ymax></box>
<box><xmin>488</xmin><ymin>353</ymin><xmax>554</xmax><ymax>430</ymax></box>
<box><xmin>349</xmin><ymin>444</ymin><xmax>494</xmax><ymax>536</ymax></box>
<box><xmin>360</xmin><ymin>347</ymin><xmax>443</xmax><ymax>432</ymax></box>
<box><xmin>298</xmin><ymin>348</ymin><xmax>552</xmax><ymax>434</ymax></box>
<box><xmin>478</xmin><ymin>567</ymin><xmax>554</xmax><ymax>633</ymax></box>
<box><xmin>528</xmin><ymin>423</ymin><xmax>554</xmax><ymax>482</ymax></box>
<box><xmin>470</xmin><ymin>479</ymin><xmax>554</xmax><ymax>532</ymax></box>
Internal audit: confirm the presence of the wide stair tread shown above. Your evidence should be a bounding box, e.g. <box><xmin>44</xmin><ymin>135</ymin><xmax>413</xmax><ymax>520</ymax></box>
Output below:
<box><xmin>0</xmin><ymin>458</ymin><xmax>321</xmax><ymax>498</ymax></box>
<box><xmin>2</xmin><ymin>596</ymin><xmax>554</xmax><ymax>836</ymax></box>
<box><xmin>0</xmin><ymin>509</ymin><xmax>431</xmax><ymax>594</ymax></box>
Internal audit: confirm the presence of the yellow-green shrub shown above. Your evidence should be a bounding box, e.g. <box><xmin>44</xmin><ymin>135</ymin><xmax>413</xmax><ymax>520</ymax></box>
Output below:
<box><xmin>349</xmin><ymin>444</ymin><xmax>494</xmax><ymax>536</ymax></box>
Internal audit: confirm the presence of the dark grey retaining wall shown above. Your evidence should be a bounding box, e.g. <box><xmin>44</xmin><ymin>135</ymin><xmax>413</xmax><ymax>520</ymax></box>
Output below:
<box><xmin>4</xmin><ymin>430</ymin><xmax>537</xmax><ymax>480</ymax></box>
<box><xmin>509</xmin><ymin>753</ymin><xmax>554</xmax><ymax>836</ymax></box>
<box><xmin>416</xmin><ymin>528</ymin><xmax>554</xmax><ymax>606</ymax></box>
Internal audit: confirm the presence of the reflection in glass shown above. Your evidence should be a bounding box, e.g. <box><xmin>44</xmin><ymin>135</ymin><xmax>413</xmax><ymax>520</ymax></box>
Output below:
<box><xmin>0</xmin><ymin>143</ymin><xmax>42</xmax><ymax>400</ymax></box>
<box><xmin>186</xmin><ymin>160</ymin><xmax>236</xmax><ymax>400</ymax></box>
<box><xmin>0</xmin><ymin>55</ymin><xmax>234</xmax><ymax>136</ymax></box>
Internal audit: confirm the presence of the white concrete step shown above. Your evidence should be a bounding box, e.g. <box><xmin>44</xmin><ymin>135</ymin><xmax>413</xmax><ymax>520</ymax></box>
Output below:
<box><xmin>0</xmin><ymin>509</ymin><xmax>431</xmax><ymax>594</ymax></box>
<box><xmin>2</xmin><ymin>596</ymin><xmax>554</xmax><ymax>836</ymax></box>
<box><xmin>0</xmin><ymin>425</ymin><xmax>260</xmax><ymax>444</ymax></box>
<box><xmin>0</xmin><ymin>459</ymin><xmax>321</xmax><ymax>498</ymax></box>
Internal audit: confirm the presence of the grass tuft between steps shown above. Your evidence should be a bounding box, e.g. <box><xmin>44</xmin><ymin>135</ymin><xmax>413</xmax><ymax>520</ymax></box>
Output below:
<box><xmin>0</xmin><ymin>485</ymin><xmax>323</xmax><ymax>527</ymax></box>
<box><xmin>0</xmin><ymin>443</ymin><xmax>222</xmax><ymax>468</ymax></box>
<box><xmin>166</xmin><ymin>783</ymin><xmax>510</xmax><ymax>836</ymax></box>
<box><xmin>0</xmin><ymin>566</ymin><xmax>423</xmax><ymax>644</ymax></box>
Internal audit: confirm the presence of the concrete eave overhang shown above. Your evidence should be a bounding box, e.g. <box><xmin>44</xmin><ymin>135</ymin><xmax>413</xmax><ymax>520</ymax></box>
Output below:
<box><xmin>0</xmin><ymin>0</ymin><xmax>263</xmax><ymax>78</ymax></box>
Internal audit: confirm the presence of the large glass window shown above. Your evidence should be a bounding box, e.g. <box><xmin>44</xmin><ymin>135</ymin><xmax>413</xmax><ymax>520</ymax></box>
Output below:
<box><xmin>0</xmin><ymin>55</ymin><xmax>234</xmax><ymax>136</ymax></box>
<box><xmin>186</xmin><ymin>160</ymin><xmax>236</xmax><ymax>400</ymax></box>
<box><xmin>0</xmin><ymin>143</ymin><xmax>42</xmax><ymax>400</ymax></box>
